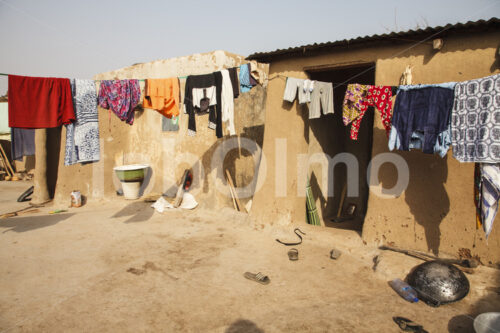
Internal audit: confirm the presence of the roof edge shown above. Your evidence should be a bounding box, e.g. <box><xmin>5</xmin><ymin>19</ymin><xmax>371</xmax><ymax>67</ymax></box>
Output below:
<box><xmin>247</xmin><ymin>18</ymin><xmax>500</xmax><ymax>62</ymax></box>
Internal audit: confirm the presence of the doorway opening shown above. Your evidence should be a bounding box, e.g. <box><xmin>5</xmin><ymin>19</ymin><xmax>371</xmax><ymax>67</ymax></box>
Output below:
<box><xmin>307</xmin><ymin>64</ymin><xmax>375</xmax><ymax>231</ymax></box>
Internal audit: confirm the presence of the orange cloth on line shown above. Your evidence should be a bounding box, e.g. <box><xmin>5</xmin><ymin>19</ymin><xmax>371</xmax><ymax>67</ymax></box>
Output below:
<box><xmin>143</xmin><ymin>78</ymin><xmax>180</xmax><ymax>118</ymax></box>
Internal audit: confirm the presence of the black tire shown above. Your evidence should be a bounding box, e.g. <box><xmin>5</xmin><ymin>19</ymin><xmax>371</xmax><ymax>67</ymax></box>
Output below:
<box><xmin>17</xmin><ymin>186</ymin><xmax>34</xmax><ymax>202</ymax></box>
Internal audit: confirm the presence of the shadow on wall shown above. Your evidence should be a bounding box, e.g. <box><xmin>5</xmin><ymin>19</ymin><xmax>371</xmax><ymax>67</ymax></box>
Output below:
<box><xmin>25</xmin><ymin>155</ymin><xmax>35</xmax><ymax>171</ymax></box>
<box><xmin>309</xmin><ymin>171</ymin><xmax>326</xmax><ymax>218</ymax></box>
<box><xmin>139</xmin><ymin>166</ymin><xmax>153</xmax><ymax>197</ymax></box>
<box><xmin>374</xmin><ymin>128</ymin><xmax>450</xmax><ymax>255</ymax></box>
<box><xmin>225</xmin><ymin>319</ymin><xmax>264</xmax><ymax>333</ymax></box>
<box><xmin>281</xmin><ymin>100</ymin><xmax>310</xmax><ymax>144</ymax></box>
<box><xmin>490</xmin><ymin>49</ymin><xmax>500</xmax><ymax>72</ymax></box>
<box><xmin>197</xmin><ymin>127</ymin><xmax>266</xmax><ymax>207</ymax></box>
<box><xmin>46</xmin><ymin>127</ymin><xmax>62</xmax><ymax>198</ymax></box>
<box><xmin>174</xmin><ymin>85</ymin><xmax>268</xmax><ymax>208</ymax></box>
<box><xmin>447</xmin><ymin>269</ymin><xmax>500</xmax><ymax>332</ymax></box>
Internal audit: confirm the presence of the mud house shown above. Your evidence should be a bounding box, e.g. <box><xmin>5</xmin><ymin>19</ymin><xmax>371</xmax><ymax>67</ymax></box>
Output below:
<box><xmin>247</xmin><ymin>18</ymin><xmax>500</xmax><ymax>265</ymax></box>
<box><xmin>31</xmin><ymin>51</ymin><xmax>268</xmax><ymax>210</ymax></box>
<box><xmin>24</xmin><ymin>19</ymin><xmax>500</xmax><ymax>266</ymax></box>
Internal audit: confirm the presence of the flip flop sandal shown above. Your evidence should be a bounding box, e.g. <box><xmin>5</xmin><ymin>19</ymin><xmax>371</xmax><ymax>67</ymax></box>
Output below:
<box><xmin>288</xmin><ymin>248</ymin><xmax>299</xmax><ymax>261</ymax></box>
<box><xmin>244</xmin><ymin>272</ymin><xmax>270</xmax><ymax>285</ymax></box>
<box><xmin>330</xmin><ymin>249</ymin><xmax>342</xmax><ymax>260</ymax></box>
<box><xmin>393</xmin><ymin>317</ymin><xmax>428</xmax><ymax>333</ymax></box>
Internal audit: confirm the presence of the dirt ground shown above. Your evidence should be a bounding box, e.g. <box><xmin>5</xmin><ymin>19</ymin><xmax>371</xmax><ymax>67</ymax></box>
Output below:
<box><xmin>0</xmin><ymin>181</ymin><xmax>499</xmax><ymax>332</ymax></box>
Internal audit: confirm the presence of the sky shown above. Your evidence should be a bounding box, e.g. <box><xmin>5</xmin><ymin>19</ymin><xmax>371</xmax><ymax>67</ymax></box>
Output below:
<box><xmin>0</xmin><ymin>0</ymin><xmax>499</xmax><ymax>95</ymax></box>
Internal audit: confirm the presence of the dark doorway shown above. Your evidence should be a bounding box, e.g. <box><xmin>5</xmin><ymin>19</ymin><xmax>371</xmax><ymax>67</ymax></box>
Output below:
<box><xmin>307</xmin><ymin>64</ymin><xmax>375</xmax><ymax>231</ymax></box>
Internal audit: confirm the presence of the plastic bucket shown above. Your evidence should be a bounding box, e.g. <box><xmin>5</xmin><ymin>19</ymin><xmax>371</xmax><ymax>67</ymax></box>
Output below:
<box><xmin>121</xmin><ymin>181</ymin><xmax>141</xmax><ymax>200</ymax></box>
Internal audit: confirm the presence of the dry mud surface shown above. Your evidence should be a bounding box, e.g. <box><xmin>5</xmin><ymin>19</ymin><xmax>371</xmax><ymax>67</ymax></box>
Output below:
<box><xmin>0</xmin><ymin>182</ymin><xmax>499</xmax><ymax>332</ymax></box>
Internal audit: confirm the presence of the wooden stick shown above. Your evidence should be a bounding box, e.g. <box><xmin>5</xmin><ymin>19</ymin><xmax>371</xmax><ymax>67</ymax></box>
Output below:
<box><xmin>0</xmin><ymin>146</ymin><xmax>10</xmax><ymax>176</ymax></box>
<box><xmin>380</xmin><ymin>245</ymin><xmax>475</xmax><ymax>274</ymax></box>
<box><xmin>227</xmin><ymin>170</ymin><xmax>247</xmax><ymax>213</ymax></box>
<box><xmin>380</xmin><ymin>244</ymin><xmax>479</xmax><ymax>267</ymax></box>
<box><xmin>0</xmin><ymin>206</ymin><xmax>39</xmax><ymax>219</ymax></box>
<box><xmin>225</xmin><ymin>170</ymin><xmax>239</xmax><ymax>211</ymax></box>
<box><xmin>337</xmin><ymin>182</ymin><xmax>347</xmax><ymax>218</ymax></box>
<box><xmin>0</xmin><ymin>152</ymin><xmax>12</xmax><ymax>177</ymax></box>
<box><xmin>225</xmin><ymin>170</ymin><xmax>247</xmax><ymax>213</ymax></box>
<box><xmin>173</xmin><ymin>170</ymin><xmax>189</xmax><ymax>208</ymax></box>
<box><xmin>0</xmin><ymin>144</ymin><xmax>14</xmax><ymax>176</ymax></box>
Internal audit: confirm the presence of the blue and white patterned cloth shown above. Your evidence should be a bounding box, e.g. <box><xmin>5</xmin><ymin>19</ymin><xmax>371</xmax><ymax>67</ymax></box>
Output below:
<box><xmin>64</xmin><ymin>79</ymin><xmax>100</xmax><ymax>165</ymax></box>
<box><xmin>479</xmin><ymin>163</ymin><xmax>500</xmax><ymax>239</ymax></box>
<box><xmin>451</xmin><ymin>73</ymin><xmax>500</xmax><ymax>163</ymax></box>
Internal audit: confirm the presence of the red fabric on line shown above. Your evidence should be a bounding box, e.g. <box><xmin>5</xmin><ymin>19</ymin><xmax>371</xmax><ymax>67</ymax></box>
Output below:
<box><xmin>8</xmin><ymin>75</ymin><xmax>75</xmax><ymax>128</ymax></box>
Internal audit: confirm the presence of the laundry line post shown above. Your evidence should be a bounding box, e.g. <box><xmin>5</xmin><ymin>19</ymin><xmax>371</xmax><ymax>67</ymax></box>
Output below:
<box><xmin>31</xmin><ymin>129</ymin><xmax>51</xmax><ymax>204</ymax></box>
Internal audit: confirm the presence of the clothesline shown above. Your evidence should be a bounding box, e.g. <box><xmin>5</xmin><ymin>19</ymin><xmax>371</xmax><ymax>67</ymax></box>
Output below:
<box><xmin>0</xmin><ymin>73</ymin><xmax>193</xmax><ymax>81</ymax></box>
<box><xmin>269</xmin><ymin>74</ymin><xmax>380</xmax><ymax>87</ymax></box>
<box><xmin>0</xmin><ymin>67</ymin><xmax>247</xmax><ymax>81</ymax></box>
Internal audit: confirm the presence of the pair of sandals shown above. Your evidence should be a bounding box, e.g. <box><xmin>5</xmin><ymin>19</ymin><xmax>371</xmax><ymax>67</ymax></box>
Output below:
<box><xmin>244</xmin><ymin>248</ymin><xmax>342</xmax><ymax>285</ymax></box>
<box><xmin>287</xmin><ymin>248</ymin><xmax>341</xmax><ymax>261</ymax></box>
<box><xmin>277</xmin><ymin>228</ymin><xmax>342</xmax><ymax>261</ymax></box>
<box><xmin>245</xmin><ymin>228</ymin><xmax>342</xmax><ymax>285</ymax></box>
<box><xmin>243</xmin><ymin>248</ymin><xmax>299</xmax><ymax>285</ymax></box>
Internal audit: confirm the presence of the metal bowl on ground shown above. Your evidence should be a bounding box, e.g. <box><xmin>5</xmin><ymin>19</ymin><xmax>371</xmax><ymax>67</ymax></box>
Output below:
<box><xmin>407</xmin><ymin>260</ymin><xmax>470</xmax><ymax>307</ymax></box>
<box><xmin>474</xmin><ymin>312</ymin><xmax>500</xmax><ymax>333</ymax></box>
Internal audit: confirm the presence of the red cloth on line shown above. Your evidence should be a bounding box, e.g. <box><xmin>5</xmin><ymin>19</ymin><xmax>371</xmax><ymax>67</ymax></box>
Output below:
<box><xmin>8</xmin><ymin>75</ymin><xmax>75</xmax><ymax>128</ymax></box>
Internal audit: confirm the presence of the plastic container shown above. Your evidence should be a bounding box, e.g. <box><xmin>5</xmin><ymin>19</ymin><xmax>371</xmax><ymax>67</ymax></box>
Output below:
<box><xmin>121</xmin><ymin>182</ymin><xmax>141</xmax><ymax>200</ymax></box>
<box><xmin>389</xmin><ymin>278</ymin><xmax>419</xmax><ymax>303</ymax></box>
<box><xmin>113</xmin><ymin>164</ymin><xmax>149</xmax><ymax>200</ymax></box>
<box><xmin>70</xmin><ymin>191</ymin><xmax>82</xmax><ymax>207</ymax></box>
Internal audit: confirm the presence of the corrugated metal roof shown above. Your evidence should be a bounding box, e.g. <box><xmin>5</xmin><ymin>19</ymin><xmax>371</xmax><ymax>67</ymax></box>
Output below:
<box><xmin>247</xmin><ymin>18</ymin><xmax>500</xmax><ymax>62</ymax></box>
